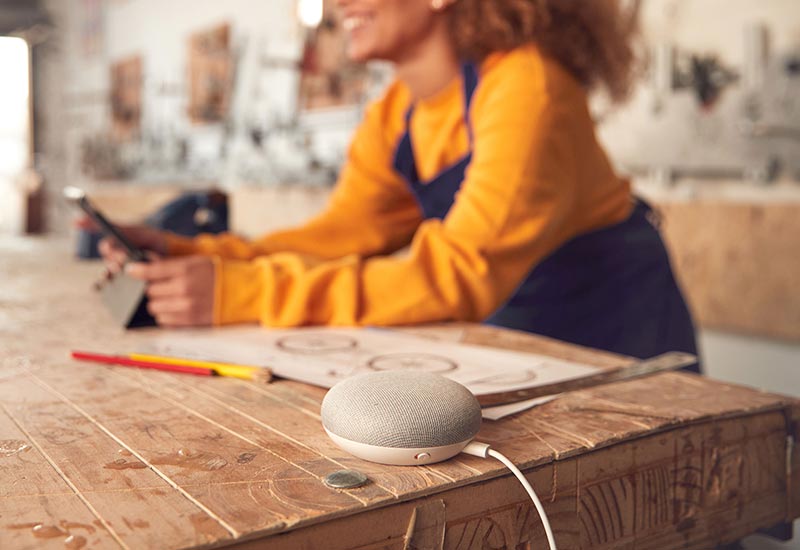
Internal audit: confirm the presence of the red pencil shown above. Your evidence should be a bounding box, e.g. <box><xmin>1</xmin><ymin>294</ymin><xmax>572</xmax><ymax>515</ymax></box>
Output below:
<box><xmin>71</xmin><ymin>350</ymin><xmax>214</xmax><ymax>377</ymax></box>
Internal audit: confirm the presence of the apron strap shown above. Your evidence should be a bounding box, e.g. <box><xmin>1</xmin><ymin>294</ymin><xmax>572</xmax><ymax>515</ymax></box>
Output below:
<box><xmin>393</xmin><ymin>62</ymin><xmax>481</xmax><ymax>186</ymax></box>
<box><xmin>461</xmin><ymin>62</ymin><xmax>479</xmax><ymax>145</ymax></box>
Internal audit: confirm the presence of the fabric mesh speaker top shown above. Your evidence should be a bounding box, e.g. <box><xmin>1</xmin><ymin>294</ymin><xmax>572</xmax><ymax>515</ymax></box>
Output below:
<box><xmin>321</xmin><ymin>371</ymin><xmax>482</xmax><ymax>448</ymax></box>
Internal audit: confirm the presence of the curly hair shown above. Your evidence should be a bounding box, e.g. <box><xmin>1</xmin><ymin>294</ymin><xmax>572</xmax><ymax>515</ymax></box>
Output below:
<box><xmin>447</xmin><ymin>0</ymin><xmax>639</xmax><ymax>103</ymax></box>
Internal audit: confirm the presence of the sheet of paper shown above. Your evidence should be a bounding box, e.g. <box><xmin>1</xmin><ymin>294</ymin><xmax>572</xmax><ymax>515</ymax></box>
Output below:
<box><xmin>481</xmin><ymin>395</ymin><xmax>561</xmax><ymax>420</ymax></box>
<box><xmin>141</xmin><ymin>326</ymin><xmax>600</xmax><ymax>399</ymax></box>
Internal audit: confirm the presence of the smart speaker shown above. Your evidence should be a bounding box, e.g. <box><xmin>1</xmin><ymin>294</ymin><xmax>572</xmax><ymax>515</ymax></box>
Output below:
<box><xmin>321</xmin><ymin>370</ymin><xmax>558</xmax><ymax>549</ymax></box>
<box><xmin>321</xmin><ymin>371</ymin><xmax>482</xmax><ymax>465</ymax></box>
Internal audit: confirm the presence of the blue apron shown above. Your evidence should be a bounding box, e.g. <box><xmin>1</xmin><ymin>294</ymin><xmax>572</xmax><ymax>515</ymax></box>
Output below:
<box><xmin>392</xmin><ymin>63</ymin><xmax>699</xmax><ymax>371</ymax></box>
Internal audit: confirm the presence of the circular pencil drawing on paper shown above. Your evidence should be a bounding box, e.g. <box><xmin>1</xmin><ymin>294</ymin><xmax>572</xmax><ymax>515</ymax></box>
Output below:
<box><xmin>276</xmin><ymin>333</ymin><xmax>359</xmax><ymax>354</ymax></box>
<box><xmin>366</xmin><ymin>353</ymin><xmax>458</xmax><ymax>373</ymax></box>
<box><xmin>466</xmin><ymin>370</ymin><xmax>538</xmax><ymax>388</ymax></box>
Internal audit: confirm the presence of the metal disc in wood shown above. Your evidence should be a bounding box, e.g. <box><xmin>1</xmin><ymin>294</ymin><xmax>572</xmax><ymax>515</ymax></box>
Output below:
<box><xmin>324</xmin><ymin>470</ymin><xmax>369</xmax><ymax>489</ymax></box>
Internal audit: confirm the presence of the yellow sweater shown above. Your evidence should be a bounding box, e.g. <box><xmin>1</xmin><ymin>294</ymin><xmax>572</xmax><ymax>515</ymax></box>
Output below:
<box><xmin>167</xmin><ymin>45</ymin><xmax>631</xmax><ymax>327</ymax></box>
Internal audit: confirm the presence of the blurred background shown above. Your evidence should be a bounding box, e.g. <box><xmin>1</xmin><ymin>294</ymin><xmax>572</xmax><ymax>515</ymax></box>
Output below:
<box><xmin>0</xmin><ymin>5</ymin><xmax>797</xmax><ymax>543</ymax></box>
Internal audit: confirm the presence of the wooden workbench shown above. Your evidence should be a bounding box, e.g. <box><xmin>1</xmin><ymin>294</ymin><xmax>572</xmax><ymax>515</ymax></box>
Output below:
<box><xmin>1</xmin><ymin>236</ymin><xmax>798</xmax><ymax>550</ymax></box>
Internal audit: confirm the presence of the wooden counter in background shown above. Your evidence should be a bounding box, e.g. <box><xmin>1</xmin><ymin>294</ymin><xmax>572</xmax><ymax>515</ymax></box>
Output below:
<box><xmin>640</xmin><ymin>182</ymin><xmax>800</xmax><ymax>342</ymax></box>
<box><xmin>81</xmin><ymin>183</ymin><xmax>186</xmax><ymax>225</ymax></box>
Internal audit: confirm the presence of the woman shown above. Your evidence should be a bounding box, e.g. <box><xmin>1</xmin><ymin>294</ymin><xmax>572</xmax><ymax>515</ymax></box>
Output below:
<box><xmin>102</xmin><ymin>0</ymin><xmax>699</xmax><ymax>366</ymax></box>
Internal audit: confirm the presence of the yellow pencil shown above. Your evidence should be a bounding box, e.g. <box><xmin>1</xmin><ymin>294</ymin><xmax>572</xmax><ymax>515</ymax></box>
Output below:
<box><xmin>130</xmin><ymin>353</ymin><xmax>273</xmax><ymax>383</ymax></box>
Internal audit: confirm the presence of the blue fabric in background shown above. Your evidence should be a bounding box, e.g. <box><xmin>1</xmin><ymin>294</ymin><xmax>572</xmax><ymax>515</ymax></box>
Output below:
<box><xmin>145</xmin><ymin>191</ymin><xmax>228</xmax><ymax>236</ymax></box>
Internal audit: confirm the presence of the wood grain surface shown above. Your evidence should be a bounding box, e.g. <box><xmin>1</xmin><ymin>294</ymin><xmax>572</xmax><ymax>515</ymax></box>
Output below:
<box><xmin>1</xmin><ymin>236</ymin><xmax>798</xmax><ymax>550</ymax></box>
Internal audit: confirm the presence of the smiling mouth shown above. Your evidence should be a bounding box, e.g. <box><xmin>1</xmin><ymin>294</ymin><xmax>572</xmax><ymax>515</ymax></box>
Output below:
<box><xmin>342</xmin><ymin>15</ymin><xmax>372</xmax><ymax>32</ymax></box>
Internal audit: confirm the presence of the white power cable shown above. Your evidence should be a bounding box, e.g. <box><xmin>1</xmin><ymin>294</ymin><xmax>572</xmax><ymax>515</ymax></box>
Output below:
<box><xmin>462</xmin><ymin>441</ymin><xmax>557</xmax><ymax>550</ymax></box>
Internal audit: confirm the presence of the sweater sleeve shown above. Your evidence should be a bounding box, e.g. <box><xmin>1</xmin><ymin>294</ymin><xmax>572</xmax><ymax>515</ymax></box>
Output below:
<box><xmin>210</xmin><ymin>54</ymin><xmax>590</xmax><ymax>327</ymax></box>
<box><xmin>166</xmin><ymin>100</ymin><xmax>422</xmax><ymax>262</ymax></box>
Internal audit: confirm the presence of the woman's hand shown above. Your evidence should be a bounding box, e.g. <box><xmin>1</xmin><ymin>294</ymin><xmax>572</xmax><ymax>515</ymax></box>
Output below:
<box><xmin>100</xmin><ymin>226</ymin><xmax>168</xmax><ymax>272</ymax></box>
<box><xmin>126</xmin><ymin>256</ymin><xmax>216</xmax><ymax>327</ymax></box>
<box><xmin>76</xmin><ymin>217</ymin><xmax>169</xmax><ymax>272</ymax></box>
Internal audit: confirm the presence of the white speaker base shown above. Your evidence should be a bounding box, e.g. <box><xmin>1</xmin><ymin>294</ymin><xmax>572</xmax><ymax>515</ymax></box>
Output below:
<box><xmin>325</xmin><ymin>429</ymin><xmax>471</xmax><ymax>466</ymax></box>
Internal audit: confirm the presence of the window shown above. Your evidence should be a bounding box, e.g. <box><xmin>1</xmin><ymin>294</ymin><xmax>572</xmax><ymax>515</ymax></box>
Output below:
<box><xmin>0</xmin><ymin>36</ymin><xmax>30</xmax><ymax>232</ymax></box>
